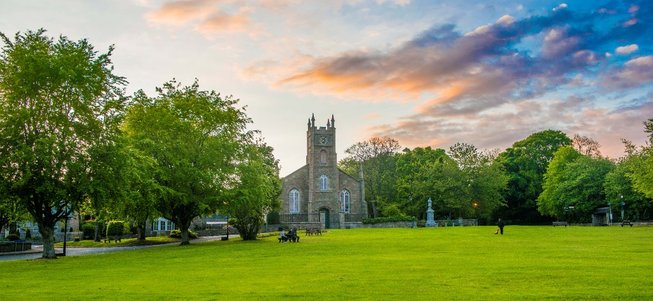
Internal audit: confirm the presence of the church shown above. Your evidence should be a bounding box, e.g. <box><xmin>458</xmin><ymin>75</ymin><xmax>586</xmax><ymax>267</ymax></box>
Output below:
<box><xmin>279</xmin><ymin>114</ymin><xmax>367</xmax><ymax>229</ymax></box>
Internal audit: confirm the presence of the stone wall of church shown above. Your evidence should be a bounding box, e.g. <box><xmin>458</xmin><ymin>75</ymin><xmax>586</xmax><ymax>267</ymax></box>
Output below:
<box><xmin>338</xmin><ymin>170</ymin><xmax>365</xmax><ymax>215</ymax></box>
<box><xmin>281</xmin><ymin>165</ymin><xmax>308</xmax><ymax>214</ymax></box>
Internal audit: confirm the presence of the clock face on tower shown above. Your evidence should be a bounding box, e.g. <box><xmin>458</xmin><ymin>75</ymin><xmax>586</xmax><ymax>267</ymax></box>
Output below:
<box><xmin>319</xmin><ymin>136</ymin><xmax>328</xmax><ymax>145</ymax></box>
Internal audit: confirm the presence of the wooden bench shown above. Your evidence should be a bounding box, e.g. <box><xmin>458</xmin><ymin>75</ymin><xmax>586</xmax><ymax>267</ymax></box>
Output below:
<box><xmin>621</xmin><ymin>220</ymin><xmax>633</xmax><ymax>227</ymax></box>
<box><xmin>305</xmin><ymin>228</ymin><xmax>322</xmax><ymax>236</ymax></box>
<box><xmin>552</xmin><ymin>221</ymin><xmax>568</xmax><ymax>227</ymax></box>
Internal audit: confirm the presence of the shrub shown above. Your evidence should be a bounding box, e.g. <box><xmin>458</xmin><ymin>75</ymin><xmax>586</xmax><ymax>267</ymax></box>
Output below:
<box><xmin>362</xmin><ymin>215</ymin><xmax>416</xmax><ymax>224</ymax></box>
<box><xmin>382</xmin><ymin>204</ymin><xmax>405</xmax><ymax>218</ymax></box>
<box><xmin>106</xmin><ymin>220</ymin><xmax>125</xmax><ymax>238</ymax></box>
<box><xmin>169</xmin><ymin>229</ymin><xmax>198</xmax><ymax>239</ymax></box>
<box><xmin>81</xmin><ymin>223</ymin><xmax>96</xmax><ymax>240</ymax></box>
<box><xmin>25</xmin><ymin>229</ymin><xmax>31</xmax><ymax>240</ymax></box>
<box><xmin>6</xmin><ymin>233</ymin><xmax>20</xmax><ymax>241</ymax></box>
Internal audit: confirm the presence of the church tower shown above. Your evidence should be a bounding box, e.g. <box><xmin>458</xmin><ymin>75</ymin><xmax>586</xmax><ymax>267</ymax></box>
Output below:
<box><xmin>306</xmin><ymin>114</ymin><xmax>338</xmax><ymax>225</ymax></box>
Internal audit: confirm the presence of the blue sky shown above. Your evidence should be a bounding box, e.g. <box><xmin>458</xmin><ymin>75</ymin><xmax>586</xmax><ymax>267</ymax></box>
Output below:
<box><xmin>1</xmin><ymin>0</ymin><xmax>651</xmax><ymax>175</ymax></box>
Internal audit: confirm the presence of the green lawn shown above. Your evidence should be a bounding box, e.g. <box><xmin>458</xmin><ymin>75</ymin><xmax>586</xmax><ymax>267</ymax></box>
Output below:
<box><xmin>54</xmin><ymin>236</ymin><xmax>180</xmax><ymax>248</ymax></box>
<box><xmin>1</xmin><ymin>226</ymin><xmax>652</xmax><ymax>300</ymax></box>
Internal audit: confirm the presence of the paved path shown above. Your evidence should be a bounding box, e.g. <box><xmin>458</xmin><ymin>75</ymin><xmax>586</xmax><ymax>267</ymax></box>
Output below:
<box><xmin>0</xmin><ymin>235</ymin><xmax>237</xmax><ymax>261</ymax></box>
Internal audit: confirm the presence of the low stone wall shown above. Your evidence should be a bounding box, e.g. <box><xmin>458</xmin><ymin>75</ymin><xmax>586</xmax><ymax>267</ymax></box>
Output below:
<box><xmin>0</xmin><ymin>241</ymin><xmax>32</xmax><ymax>253</ymax></box>
<box><xmin>358</xmin><ymin>221</ymin><xmax>417</xmax><ymax>228</ymax></box>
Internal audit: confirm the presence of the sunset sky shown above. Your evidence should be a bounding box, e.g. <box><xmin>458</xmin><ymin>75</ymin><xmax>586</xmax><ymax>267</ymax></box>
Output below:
<box><xmin>2</xmin><ymin>0</ymin><xmax>652</xmax><ymax>175</ymax></box>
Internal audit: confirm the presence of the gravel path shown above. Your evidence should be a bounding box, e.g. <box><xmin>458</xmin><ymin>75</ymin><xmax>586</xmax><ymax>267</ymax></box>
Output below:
<box><xmin>0</xmin><ymin>235</ymin><xmax>236</xmax><ymax>261</ymax></box>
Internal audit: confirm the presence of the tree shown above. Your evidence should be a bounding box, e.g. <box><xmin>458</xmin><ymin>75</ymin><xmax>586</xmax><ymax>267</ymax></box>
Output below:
<box><xmin>0</xmin><ymin>30</ymin><xmax>125</xmax><ymax>258</ymax></box>
<box><xmin>629</xmin><ymin>119</ymin><xmax>653</xmax><ymax>199</ymax></box>
<box><xmin>341</xmin><ymin>137</ymin><xmax>401</xmax><ymax>217</ymax></box>
<box><xmin>604</xmin><ymin>156</ymin><xmax>652</xmax><ymax>221</ymax></box>
<box><xmin>222</xmin><ymin>140</ymin><xmax>281</xmax><ymax>240</ymax></box>
<box><xmin>494</xmin><ymin>130</ymin><xmax>572</xmax><ymax>224</ymax></box>
<box><xmin>537</xmin><ymin>147</ymin><xmax>614</xmax><ymax>222</ymax></box>
<box><xmin>394</xmin><ymin>147</ymin><xmax>462</xmax><ymax>219</ymax></box>
<box><xmin>448</xmin><ymin>143</ymin><xmax>508</xmax><ymax>222</ymax></box>
<box><xmin>572</xmin><ymin>134</ymin><xmax>602</xmax><ymax>158</ymax></box>
<box><xmin>123</xmin><ymin>80</ymin><xmax>250</xmax><ymax>245</ymax></box>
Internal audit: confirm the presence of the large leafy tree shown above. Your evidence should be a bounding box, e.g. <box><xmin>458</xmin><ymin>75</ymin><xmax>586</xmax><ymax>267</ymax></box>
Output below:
<box><xmin>395</xmin><ymin>147</ymin><xmax>462</xmax><ymax>219</ymax></box>
<box><xmin>222</xmin><ymin>140</ymin><xmax>281</xmax><ymax>240</ymax></box>
<box><xmin>629</xmin><ymin>119</ymin><xmax>653</xmax><ymax>199</ymax></box>
<box><xmin>448</xmin><ymin>143</ymin><xmax>508</xmax><ymax>222</ymax></box>
<box><xmin>0</xmin><ymin>30</ymin><xmax>125</xmax><ymax>258</ymax></box>
<box><xmin>537</xmin><ymin>146</ymin><xmax>615</xmax><ymax>222</ymax></box>
<box><xmin>123</xmin><ymin>80</ymin><xmax>249</xmax><ymax>245</ymax></box>
<box><xmin>340</xmin><ymin>136</ymin><xmax>401</xmax><ymax>217</ymax></box>
<box><xmin>604</xmin><ymin>155</ymin><xmax>652</xmax><ymax>221</ymax></box>
<box><xmin>494</xmin><ymin>130</ymin><xmax>572</xmax><ymax>224</ymax></box>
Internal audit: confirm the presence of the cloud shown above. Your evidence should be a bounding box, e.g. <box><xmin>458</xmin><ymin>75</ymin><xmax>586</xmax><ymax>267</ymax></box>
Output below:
<box><xmin>196</xmin><ymin>9</ymin><xmax>251</xmax><ymax>33</ymax></box>
<box><xmin>616</xmin><ymin>44</ymin><xmax>638</xmax><ymax>55</ymax></box>
<box><xmin>269</xmin><ymin>1</ymin><xmax>652</xmax><ymax>159</ymax></box>
<box><xmin>146</xmin><ymin>0</ymin><xmax>218</xmax><ymax>25</ymax></box>
<box><xmin>603</xmin><ymin>56</ymin><xmax>653</xmax><ymax>88</ymax></box>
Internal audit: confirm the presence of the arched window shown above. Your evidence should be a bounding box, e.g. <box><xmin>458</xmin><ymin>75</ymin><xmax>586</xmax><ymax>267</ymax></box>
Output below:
<box><xmin>340</xmin><ymin>190</ymin><xmax>351</xmax><ymax>213</ymax></box>
<box><xmin>320</xmin><ymin>150</ymin><xmax>327</xmax><ymax>165</ymax></box>
<box><xmin>319</xmin><ymin>175</ymin><xmax>328</xmax><ymax>191</ymax></box>
<box><xmin>289</xmin><ymin>189</ymin><xmax>300</xmax><ymax>214</ymax></box>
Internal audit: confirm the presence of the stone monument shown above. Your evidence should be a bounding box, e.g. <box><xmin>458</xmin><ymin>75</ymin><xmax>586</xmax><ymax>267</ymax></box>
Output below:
<box><xmin>426</xmin><ymin>198</ymin><xmax>437</xmax><ymax>227</ymax></box>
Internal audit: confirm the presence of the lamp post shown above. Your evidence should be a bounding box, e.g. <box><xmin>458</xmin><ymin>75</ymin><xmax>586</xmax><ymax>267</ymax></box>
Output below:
<box><xmin>620</xmin><ymin>195</ymin><xmax>625</xmax><ymax>222</ymax></box>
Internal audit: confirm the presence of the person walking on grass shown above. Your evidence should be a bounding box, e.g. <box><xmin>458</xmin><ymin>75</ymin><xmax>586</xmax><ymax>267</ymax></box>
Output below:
<box><xmin>495</xmin><ymin>218</ymin><xmax>505</xmax><ymax>235</ymax></box>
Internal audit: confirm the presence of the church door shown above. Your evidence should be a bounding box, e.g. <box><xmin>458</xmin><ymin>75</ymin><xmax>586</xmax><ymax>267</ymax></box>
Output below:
<box><xmin>319</xmin><ymin>208</ymin><xmax>330</xmax><ymax>229</ymax></box>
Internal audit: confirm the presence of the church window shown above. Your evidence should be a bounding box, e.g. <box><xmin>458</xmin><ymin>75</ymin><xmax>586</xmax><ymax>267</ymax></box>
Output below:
<box><xmin>320</xmin><ymin>150</ymin><xmax>327</xmax><ymax>165</ymax></box>
<box><xmin>340</xmin><ymin>190</ymin><xmax>351</xmax><ymax>213</ymax></box>
<box><xmin>289</xmin><ymin>189</ymin><xmax>300</xmax><ymax>214</ymax></box>
<box><xmin>319</xmin><ymin>175</ymin><xmax>329</xmax><ymax>191</ymax></box>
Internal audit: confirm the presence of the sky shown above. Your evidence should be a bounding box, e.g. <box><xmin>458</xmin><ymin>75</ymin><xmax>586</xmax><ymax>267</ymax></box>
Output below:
<box><xmin>2</xmin><ymin>0</ymin><xmax>652</xmax><ymax>176</ymax></box>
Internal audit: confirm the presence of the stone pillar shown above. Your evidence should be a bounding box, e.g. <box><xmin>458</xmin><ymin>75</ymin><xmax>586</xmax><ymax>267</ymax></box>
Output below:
<box><xmin>426</xmin><ymin>198</ymin><xmax>437</xmax><ymax>227</ymax></box>
<box><xmin>339</xmin><ymin>212</ymin><xmax>345</xmax><ymax>229</ymax></box>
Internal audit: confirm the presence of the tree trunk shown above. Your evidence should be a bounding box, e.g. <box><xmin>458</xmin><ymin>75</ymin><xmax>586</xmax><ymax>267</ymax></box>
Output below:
<box><xmin>180</xmin><ymin>223</ymin><xmax>190</xmax><ymax>245</ymax></box>
<box><xmin>39</xmin><ymin>225</ymin><xmax>57</xmax><ymax>259</ymax></box>
<box><xmin>137</xmin><ymin>222</ymin><xmax>146</xmax><ymax>241</ymax></box>
<box><xmin>94</xmin><ymin>222</ymin><xmax>101</xmax><ymax>242</ymax></box>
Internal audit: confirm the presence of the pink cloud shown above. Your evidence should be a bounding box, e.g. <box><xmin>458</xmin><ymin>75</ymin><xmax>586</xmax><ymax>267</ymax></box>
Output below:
<box><xmin>146</xmin><ymin>0</ymin><xmax>218</xmax><ymax>25</ymax></box>
<box><xmin>196</xmin><ymin>10</ymin><xmax>251</xmax><ymax>33</ymax></box>
<box><xmin>615</xmin><ymin>44</ymin><xmax>638</xmax><ymax>55</ymax></box>
<box><xmin>603</xmin><ymin>56</ymin><xmax>653</xmax><ymax>88</ymax></box>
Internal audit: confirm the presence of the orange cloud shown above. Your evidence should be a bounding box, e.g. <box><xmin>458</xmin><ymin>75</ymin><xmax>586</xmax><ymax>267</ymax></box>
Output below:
<box><xmin>196</xmin><ymin>10</ymin><xmax>251</xmax><ymax>33</ymax></box>
<box><xmin>146</xmin><ymin>0</ymin><xmax>218</xmax><ymax>25</ymax></box>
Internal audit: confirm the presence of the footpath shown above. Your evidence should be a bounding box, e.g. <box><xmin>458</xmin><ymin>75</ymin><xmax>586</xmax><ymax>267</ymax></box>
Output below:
<box><xmin>0</xmin><ymin>235</ymin><xmax>236</xmax><ymax>261</ymax></box>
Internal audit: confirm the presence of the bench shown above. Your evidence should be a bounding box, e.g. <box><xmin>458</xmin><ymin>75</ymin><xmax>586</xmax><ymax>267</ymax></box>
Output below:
<box><xmin>305</xmin><ymin>228</ymin><xmax>322</xmax><ymax>236</ymax></box>
<box><xmin>621</xmin><ymin>220</ymin><xmax>633</xmax><ymax>227</ymax></box>
<box><xmin>552</xmin><ymin>221</ymin><xmax>568</xmax><ymax>227</ymax></box>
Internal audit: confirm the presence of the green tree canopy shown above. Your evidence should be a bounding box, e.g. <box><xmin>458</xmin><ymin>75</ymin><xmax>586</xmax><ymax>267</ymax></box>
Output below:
<box><xmin>340</xmin><ymin>136</ymin><xmax>401</xmax><ymax>217</ymax></box>
<box><xmin>123</xmin><ymin>80</ymin><xmax>250</xmax><ymax>245</ymax></box>
<box><xmin>221</xmin><ymin>140</ymin><xmax>281</xmax><ymax>240</ymax></box>
<box><xmin>0</xmin><ymin>29</ymin><xmax>125</xmax><ymax>258</ymax></box>
<box><xmin>538</xmin><ymin>146</ymin><xmax>615</xmax><ymax>222</ymax></box>
<box><xmin>395</xmin><ymin>147</ymin><xmax>462</xmax><ymax>219</ymax></box>
<box><xmin>494</xmin><ymin>130</ymin><xmax>572</xmax><ymax>224</ymax></box>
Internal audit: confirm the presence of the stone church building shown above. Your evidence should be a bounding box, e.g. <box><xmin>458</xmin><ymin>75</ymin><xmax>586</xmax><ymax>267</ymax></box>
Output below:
<box><xmin>279</xmin><ymin>114</ymin><xmax>367</xmax><ymax>229</ymax></box>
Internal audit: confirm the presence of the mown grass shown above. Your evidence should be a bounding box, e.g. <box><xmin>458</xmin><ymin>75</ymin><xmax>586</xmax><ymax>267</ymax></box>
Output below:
<box><xmin>54</xmin><ymin>236</ymin><xmax>180</xmax><ymax>248</ymax></box>
<box><xmin>1</xmin><ymin>226</ymin><xmax>652</xmax><ymax>300</ymax></box>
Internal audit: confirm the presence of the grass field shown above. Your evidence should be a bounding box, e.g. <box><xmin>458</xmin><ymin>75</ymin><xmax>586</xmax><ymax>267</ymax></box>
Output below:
<box><xmin>1</xmin><ymin>226</ymin><xmax>652</xmax><ymax>300</ymax></box>
<box><xmin>54</xmin><ymin>236</ymin><xmax>180</xmax><ymax>248</ymax></box>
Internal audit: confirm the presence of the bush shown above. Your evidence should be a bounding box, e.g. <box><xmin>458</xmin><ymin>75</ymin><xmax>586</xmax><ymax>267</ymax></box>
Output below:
<box><xmin>362</xmin><ymin>215</ymin><xmax>416</xmax><ymax>224</ymax></box>
<box><xmin>81</xmin><ymin>223</ymin><xmax>96</xmax><ymax>240</ymax></box>
<box><xmin>25</xmin><ymin>229</ymin><xmax>31</xmax><ymax>240</ymax></box>
<box><xmin>382</xmin><ymin>204</ymin><xmax>405</xmax><ymax>218</ymax></box>
<box><xmin>169</xmin><ymin>229</ymin><xmax>198</xmax><ymax>239</ymax></box>
<box><xmin>6</xmin><ymin>233</ymin><xmax>20</xmax><ymax>241</ymax></box>
<box><xmin>106</xmin><ymin>220</ymin><xmax>125</xmax><ymax>238</ymax></box>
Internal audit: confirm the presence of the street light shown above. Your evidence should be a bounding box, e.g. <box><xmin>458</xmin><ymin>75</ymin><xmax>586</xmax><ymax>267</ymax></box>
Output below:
<box><xmin>620</xmin><ymin>195</ymin><xmax>625</xmax><ymax>222</ymax></box>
